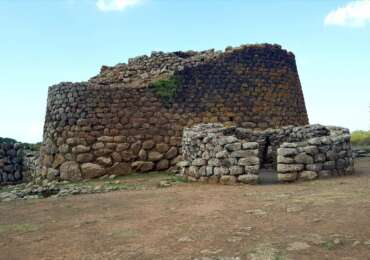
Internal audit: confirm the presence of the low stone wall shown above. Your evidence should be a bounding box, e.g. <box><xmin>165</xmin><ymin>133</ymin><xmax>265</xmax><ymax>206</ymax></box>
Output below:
<box><xmin>179</xmin><ymin>124</ymin><xmax>354</xmax><ymax>184</ymax></box>
<box><xmin>0</xmin><ymin>138</ymin><xmax>23</xmax><ymax>184</ymax></box>
<box><xmin>181</xmin><ymin>124</ymin><xmax>260</xmax><ymax>184</ymax></box>
<box><xmin>277</xmin><ymin>127</ymin><xmax>354</xmax><ymax>181</ymax></box>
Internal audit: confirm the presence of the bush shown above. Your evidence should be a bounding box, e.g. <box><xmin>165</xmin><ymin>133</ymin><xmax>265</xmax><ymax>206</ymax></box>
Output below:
<box><xmin>351</xmin><ymin>130</ymin><xmax>370</xmax><ymax>146</ymax></box>
<box><xmin>23</xmin><ymin>142</ymin><xmax>42</xmax><ymax>151</ymax></box>
<box><xmin>149</xmin><ymin>76</ymin><xmax>180</xmax><ymax>107</ymax></box>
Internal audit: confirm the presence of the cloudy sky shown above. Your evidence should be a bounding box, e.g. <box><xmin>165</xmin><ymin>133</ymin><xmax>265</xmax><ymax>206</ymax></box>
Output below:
<box><xmin>0</xmin><ymin>0</ymin><xmax>369</xmax><ymax>142</ymax></box>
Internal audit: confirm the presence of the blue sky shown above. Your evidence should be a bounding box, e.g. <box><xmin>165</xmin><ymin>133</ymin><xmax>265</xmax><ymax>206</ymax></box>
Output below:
<box><xmin>0</xmin><ymin>0</ymin><xmax>369</xmax><ymax>143</ymax></box>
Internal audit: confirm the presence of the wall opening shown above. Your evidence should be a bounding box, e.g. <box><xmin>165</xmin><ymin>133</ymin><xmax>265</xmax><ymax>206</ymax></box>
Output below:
<box><xmin>258</xmin><ymin>136</ymin><xmax>279</xmax><ymax>184</ymax></box>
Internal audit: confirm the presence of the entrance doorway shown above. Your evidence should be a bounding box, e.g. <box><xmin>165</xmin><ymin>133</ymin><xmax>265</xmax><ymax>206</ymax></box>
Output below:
<box><xmin>258</xmin><ymin>136</ymin><xmax>280</xmax><ymax>184</ymax></box>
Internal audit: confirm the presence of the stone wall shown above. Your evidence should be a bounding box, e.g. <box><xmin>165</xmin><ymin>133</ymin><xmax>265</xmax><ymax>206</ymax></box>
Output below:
<box><xmin>276</xmin><ymin>126</ymin><xmax>354</xmax><ymax>181</ymax></box>
<box><xmin>180</xmin><ymin>124</ymin><xmax>260</xmax><ymax>184</ymax></box>
<box><xmin>40</xmin><ymin>43</ymin><xmax>309</xmax><ymax>180</ymax></box>
<box><xmin>179</xmin><ymin>123</ymin><xmax>354</xmax><ymax>184</ymax></box>
<box><xmin>0</xmin><ymin>138</ymin><xmax>23</xmax><ymax>184</ymax></box>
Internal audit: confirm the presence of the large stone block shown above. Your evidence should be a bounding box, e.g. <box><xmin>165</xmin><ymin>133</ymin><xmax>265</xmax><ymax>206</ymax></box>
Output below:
<box><xmin>148</xmin><ymin>151</ymin><xmax>164</xmax><ymax>162</ymax></box>
<box><xmin>277</xmin><ymin>148</ymin><xmax>298</xmax><ymax>157</ymax></box>
<box><xmin>277</xmin><ymin>164</ymin><xmax>304</xmax><ymax>173</ymax></box>
<box><xmin>107</xmin><ymin>162</ymin><xmax>132</xmax><ymax>176</ymax></box>
<box><xmin>72</xmin><ymin>145</ymin><xmax>91</xmax><ymax>154</ymax></box>
<box><xmin>299</xmin><ymin>171</ymin><xmax>318</xmax><ymax>181</ymax></box>
<box><xmin>229</xmin><ymin>166</ymin><xmax>244</xmax><ymax>175</ymax></box>
<box><xmin>238</xmin><ymin>157</ymin><xmax>260</xmax><ymax>166</ymax></box>
<box><xmin>231</xmin><ymin>150</ymin><xmax>258</xmax><ymax>158</ymax></box>
<box><xmin>76</xmin><ymin>153</ymin><xmax>94</xmax><ymax>163</ymax></box>
<box><xmin>238</xmin><ymin>174</ymin><xmax>258</xmax><ymax>184</ymax></box>
<box><xmin>81</xmin><ymin>163</ymin><xmax>106</xmax><ymax>178</ymax></box>
<box><xmin>219</xmin><ymin>175</ymin><xmax>237</xmax><ymax>185</ymax></box>
<box><xmin>277</xmin><ymin>172</ymin><xmax>297</xmax><ymax>182</ymax></box>
<box><xmin>60</xmin><ymin>161</ymin><xmax>82</xmax><ymax>181</ymax></box>
<box><xmin>131</xmin><ymin>161</ymin><xmax>155</xmax><ymax>172</ymax></box>
<box><xmin>156</xmin><ymin>159</ymin><xmax>169</xmax><ymax>170</ymax></box>
<box><xmin>294</xmin><ymin>153</ymin><xmax>313</xmax><ymax>164</ymax></box>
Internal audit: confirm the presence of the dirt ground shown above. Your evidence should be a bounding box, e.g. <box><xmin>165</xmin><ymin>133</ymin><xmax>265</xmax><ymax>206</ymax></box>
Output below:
<box><xmin>1</xmin><ymin>159</ymin><xmax>370</xmax><ymax>260</ymax></box>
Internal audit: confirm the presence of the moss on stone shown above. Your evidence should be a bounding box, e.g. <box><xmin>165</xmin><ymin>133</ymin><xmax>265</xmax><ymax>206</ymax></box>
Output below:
<box><xmin>149</xmin><ymin>76</ymin><xmax>180</xmax><ymax>107</ymax></box>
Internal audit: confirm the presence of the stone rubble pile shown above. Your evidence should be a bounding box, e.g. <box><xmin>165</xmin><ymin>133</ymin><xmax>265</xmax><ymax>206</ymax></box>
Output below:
<box><xmin>0</xmin><ymin>177</ymin><xmax>132</xmax><ymax>202</ymax></box>
<box><xmin>90</xmin><ymin>44</ymin><xmax>285</xmax><ymax>87</ymax></box>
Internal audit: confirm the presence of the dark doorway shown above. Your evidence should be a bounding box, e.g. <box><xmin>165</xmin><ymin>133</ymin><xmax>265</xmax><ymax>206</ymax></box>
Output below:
<box><xmin>258</xmin><ymin>136</ymin><xmax>280</xmax><ymax>184</ymax></box>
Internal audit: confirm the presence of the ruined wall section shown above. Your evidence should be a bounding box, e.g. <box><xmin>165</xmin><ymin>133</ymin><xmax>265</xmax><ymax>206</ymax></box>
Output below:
<box><xmin>179</xmin><ymin>124</ymin><xmax>354</xmax><ymax>184</ymax></box>
<box><xmin>41</xmin><ymin>44</ymin><xmax>309</xmax><ymax>180</ymax></box>
<box><xmin>276</xmin><ymin>127</ymin><xmax>354</xmax><ymax>181</ymax></box>
<box><xmin>0</xmin><ymin>138</ymin><xmax>23</xmax><ymax>184</ymax></box>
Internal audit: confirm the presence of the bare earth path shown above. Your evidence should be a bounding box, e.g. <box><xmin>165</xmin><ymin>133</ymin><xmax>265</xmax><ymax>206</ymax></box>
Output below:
<box><xmin>1</xmin><ymin>158</ymin><xmax>370</xmax><ymax>260</ymax></box>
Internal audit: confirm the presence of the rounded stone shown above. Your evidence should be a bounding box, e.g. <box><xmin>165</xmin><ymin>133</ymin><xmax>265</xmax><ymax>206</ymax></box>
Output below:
<box><xmin>81</xmin><ymin>163</ymin><xmax>106</xmax><ymax>179</ymax></box>
<box><xmin>96</xmin><ymin>156</ymin><xmax>112</xmax><ymax>167</ymax></box>
<box><xmin>191</xmin><ymin>158</ymin><xmax>206</xmax><ymax>166</ymax></box>
<box><xmin>111</xmin><ymin>152</ymin><xmax>122</xmax><ymax>162</ymax></box>
<box><xmin>277</xmin><ymin>172</ymin><xmax>297</xmax><ymax>182</ymax></box>
<box><xmin>156</xmin><ymin>159</ymin><xmax>169</xmax><ymax>170</ymax></box>
<box><xmin>165</xmin><ymin>147</ymin><xmax>178</xmax><ymax>159</ymax></box>
<box><xmin>107</xmin><ymin>162</ymin><xmax>132</xmax><ymax>176</ymax></box>
<box><xmin>131</xmin><ymin>161</ymin><xmax>154</xmax><ymax>172</ymax></box>
<box><xmin>76</xmin><ymin>153</ymin><xmax>94</xmax><ymax>163</ymax></box>
<box><xmin>277</xmin><ymin>164</ymin><xmax>304</xmax><ymax>173</ymax></box>
<box><xmin>299</xmin><ymin>171</ymin><xmax>318</xmax><ymax>181</ymax></box>
<box><xmin>238</xmin><ymin>174</ymin><xmax>258</xmax><ymax>184</ymax></box>
<box><xmin>230</xmin><ymin>166</ymin><xmax>244</xmax><ymax>175</ymax></box>
<box><xmin>294</xmin><ymin>153</ymin><xmax>314</xmax><ymax>164</ymax></box>
<box><xmin>142</xmin><ymin>140</ymin><xmax>155</xmax><ymax>150</ymax></box>
<box><xmin>72</xmin><ymin>145</ymin><xmax>91</xmax><ymax>154</ymax></box>
<box><xmin>219</xmin><ymin>175</ymin><xmax>237</xmax><ymax>185</ymax></box>
<box><xmin>131</xmin><ymin>141</ymin><xmax>142</xmax><ymax>155</ymax></box>
<box><xmin>60</xmin><ymin>161</ymin><xmax>82</xmax><ymax>181</ymax></box>
<box><xmin>156</xmin><ymin>143</ymin><xmax>169</xmax><ymax>153</ymax></box>
<box><xmin>214</xmin><ymin>167</ymin><xmax>229</xmax><ymax>176</ymax></box>
<box><xmin>148</xmin><ymin>151</ymin><xmax>163</xmax><ymax>162</ymax></box>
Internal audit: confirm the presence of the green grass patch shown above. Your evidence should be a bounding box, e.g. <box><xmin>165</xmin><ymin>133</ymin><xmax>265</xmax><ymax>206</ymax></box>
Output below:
<box><xmin>164</xmin><ymin>175</ymin><xmax>188</xmax><ymax>184</ymax></box>
<box><xmin>23</xmin><ymin>142</ymin><xmax>42</xmax><ymax>151</ymax></box>
<box><xmin>274</xmin><ymin>255</ymin><xmax>287</xmax><ymax>260</ymax></box>
<box><xmin>110</xmin><ymin>228</ymin><xmax>138</xmax><ymax>239</ymax></box>
<box><xmin>351</xmin><ymin>130</ymin><xmax>370</xmax><ymax>146</ymax></box>
<box><xmin>0</xmin><ymin>223</ymin><xmax>39</xmax><ymax>235</ymax></box>
<box><xmin>149</xmin><ymin>76</ymin><xmax>180</xmax><ymax>107</ymax></box>
<box><xmin>321</xmin><ymin>241</ymin><xmax>336</xmax><ymax>250</ymax></box>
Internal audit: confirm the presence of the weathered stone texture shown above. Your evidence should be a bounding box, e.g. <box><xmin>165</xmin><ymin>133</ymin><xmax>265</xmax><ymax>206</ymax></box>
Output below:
<box><xmin>0</xmin><ymin>138</ymin><xmax>23</xmax><ymax>184</ymax></box>
<box><xmin>179</xmin><ymin>123</ymin><xmax>354</xmax><ymax>184</ymax></box>
<box><xmin>40</xmin><ymin>44</ymin><xmax>309</xmax><ymax>179</ymax></box>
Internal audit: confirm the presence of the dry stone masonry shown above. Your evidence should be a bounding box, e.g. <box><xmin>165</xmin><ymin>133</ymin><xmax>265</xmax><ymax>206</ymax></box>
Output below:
<box><xmin>179</xmin><ymin>124</ymin><xmax>354</xmax><ymax>184</ymax></box>
<box><xmin>0</xmin><ymin>138</ymin><xmax>40</xmax><ymax>185</ymax></box>
<box><xmin>40</xmin><ymin>43</ymin><xmax>309</xmax><ymax>180</ymax></box>
<box><xmin>0</xmin><ymin>138</ymin><xmax>24</xmax><ymax>184</ymax></box>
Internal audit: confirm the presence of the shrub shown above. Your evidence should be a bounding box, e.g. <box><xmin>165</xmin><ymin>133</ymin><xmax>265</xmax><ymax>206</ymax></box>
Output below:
<box><xmin>23</xmin><ymin>142</ymin><xmax>42</xmax><ymax>151</ymax></box>
<box><xmin>149</xmin><ymin>76</ymin><xmax>180</xmax><ymax>107</ymax></box>
<box><xmin>351</xmin><ymin>130</ymin><xmax>370</xmax><ymax>146</ymax></box>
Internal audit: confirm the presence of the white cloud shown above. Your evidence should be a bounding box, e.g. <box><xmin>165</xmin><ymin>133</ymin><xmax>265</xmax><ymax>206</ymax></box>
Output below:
<box><xmin>96</xmin><ymin>0</ymin><xmax>143</xmax><ymax>12</ymax></box>
<box><xmin>324</xmin><ymin>0</ymin><xmax>370</xmax><ymax>27</ymax></box>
